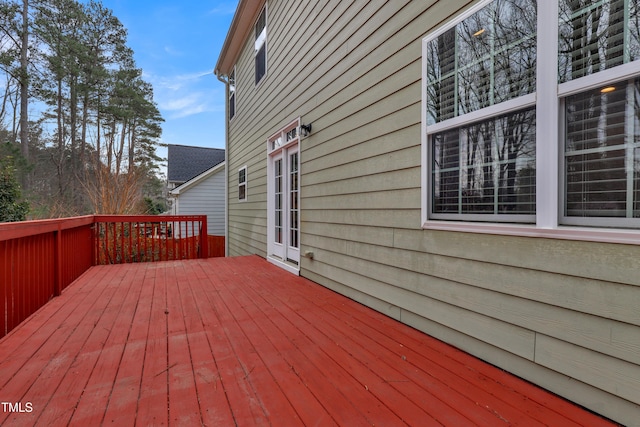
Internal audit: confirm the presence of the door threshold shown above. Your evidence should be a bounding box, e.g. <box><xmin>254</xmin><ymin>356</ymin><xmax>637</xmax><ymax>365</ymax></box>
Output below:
<box><xmin>267</xmin><ymin>255</ymin><xmax>300</xmax><ymax>275</ymax></box>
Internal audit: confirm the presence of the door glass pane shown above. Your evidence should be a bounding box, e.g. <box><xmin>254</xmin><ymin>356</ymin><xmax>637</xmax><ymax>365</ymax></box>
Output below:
<box><xmin>289</xmin><ymin>152</ymin><xmax>299</xmax><ymax>249</ymax></box>
<box><xmin>275</xmin><ymin>159</ymin><xmax>282</xmax><ymax>243</ymax></box>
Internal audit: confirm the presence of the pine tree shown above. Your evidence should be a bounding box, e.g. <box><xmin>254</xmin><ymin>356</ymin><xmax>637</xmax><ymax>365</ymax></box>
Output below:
<box><xmin>0</xmin><ymin>148</ymin><xmax>29</xmax><ymax>221</ymax></box>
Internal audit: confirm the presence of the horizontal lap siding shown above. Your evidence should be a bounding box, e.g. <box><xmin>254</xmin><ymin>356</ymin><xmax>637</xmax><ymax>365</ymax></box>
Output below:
<box><xmin>226</xmin><ymin>0</ymin><xmax>640</xmax><ymax>424</ymax></box>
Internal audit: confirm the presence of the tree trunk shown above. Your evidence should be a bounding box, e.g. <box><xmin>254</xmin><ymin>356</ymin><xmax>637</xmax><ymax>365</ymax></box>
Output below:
<box><xmin>128</xmin><ymin>120</ymin><xmax>135</xmax><ymax>172</ymax></box>
<box><xmin>19</xmin><ymin>0</ymin><xmax>29</xmax><ymax>189</ymax></box>
<box><xmin>115</xmin><ymin>119</ymin><xmax>127</xmax><ymax>176</ymax></box>
<box><xmin>57</xmin><ymin>78</ymin><xmax>65</xmax><ymax>197</ymax></box>
<box><xmin>80</xmin><ymin>91</ymin><xmax>88</xmax><ymax>173</ymax></box>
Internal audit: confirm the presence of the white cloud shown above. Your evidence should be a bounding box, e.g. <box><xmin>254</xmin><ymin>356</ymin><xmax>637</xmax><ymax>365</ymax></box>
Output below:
<box><xmin>163</xmin><ymin>45</ymin><xmax>183</xmax><ymax>56</ymax></box>
<box><xmin>141</xmin><ymin>68</ymin><xmax>223</xmax><ymax>119</ymax></box>
<box><xmin>156</xmin><ymin>72</ymin><xmax>224</xmax><ymax>119</ymax></box>
<box><xmin>161</xmin><ymin>93</ymin><xmax>209</xmax><ymax>119</ymax></box>
<box><xmin>149</xmin><ymin>70</ymin><xmax>213</xmax><ymax>91</ymax></box>
<box><xmin>207</xmin><ymin>3</ymin><xmax>238</xmax><ymax>16</ymax></box>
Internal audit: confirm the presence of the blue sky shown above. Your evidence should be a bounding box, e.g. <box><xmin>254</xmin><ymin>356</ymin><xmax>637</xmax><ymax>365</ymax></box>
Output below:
<box><xmin>97</xmin><ymin>0</ymin><xmax>238</xmax><ymax>168</ymax></box>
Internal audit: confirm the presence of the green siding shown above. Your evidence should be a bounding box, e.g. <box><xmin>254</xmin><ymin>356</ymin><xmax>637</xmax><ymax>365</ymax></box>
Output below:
<box><xmin>223</xmin><ymin>0</ymin><xmax>640</xmax><ymax>424</ymax></box>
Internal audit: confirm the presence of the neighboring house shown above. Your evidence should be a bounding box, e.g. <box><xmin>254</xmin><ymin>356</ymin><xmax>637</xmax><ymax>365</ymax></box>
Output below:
<box><xmin>167</xmin><ymin>144</ymin><xmax>225</xmax><ymax>190</ymax></box>
<box><xmin>167</xmin><ymin>144</ymin><xmax>226</xmax><ymax>237</ymax></box>
<box><xmin>169</xmin><ymin>161</ymin><xmax>226</xmax><ymax>236</ymax></box>
<box><xmin>214</xmin><ymin>1</ymin><xmax>640</xmax><ymax>424</ymax></box>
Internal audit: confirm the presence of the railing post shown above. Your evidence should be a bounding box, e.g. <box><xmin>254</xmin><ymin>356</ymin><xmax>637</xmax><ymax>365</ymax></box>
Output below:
<box><xmin>200</xmin><ymin>216</ymin><xmax>209</xmax><ymax>259</ymax></box>
<box><xmin>91</xmin><ymin>218</ymin><xmax>97</xmax><ymax>266</ymax></box>
<box><xmin>53</xmin><ymin>223</ymin><xmax>62</xmax><ymax>297</ymax></box>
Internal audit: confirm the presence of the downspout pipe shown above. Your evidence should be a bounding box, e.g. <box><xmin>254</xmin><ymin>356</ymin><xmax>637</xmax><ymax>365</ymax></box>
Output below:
<box><xmin>215</xmin><ymin>70</ymin><xmax>230</xmax><ymax>257</ymax></box>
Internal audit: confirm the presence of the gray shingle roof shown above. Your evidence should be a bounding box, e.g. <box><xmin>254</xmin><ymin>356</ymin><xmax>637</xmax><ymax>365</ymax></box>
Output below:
<box><xmin>167</xmin><ymin>144</ymin><xmax>225</xmax><ymax>184</ymax></box>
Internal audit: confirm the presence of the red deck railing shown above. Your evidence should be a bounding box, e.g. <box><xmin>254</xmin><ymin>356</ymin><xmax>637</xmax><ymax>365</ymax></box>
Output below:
<box><xmin>0</xmin><ymin>215</ymin><xmax>222</xmax><ymax>338</ymax></box>
<box><xmin>93</xmin><ymin>215</ymin><xmax>209</xmax><ymax>264</ymax></box>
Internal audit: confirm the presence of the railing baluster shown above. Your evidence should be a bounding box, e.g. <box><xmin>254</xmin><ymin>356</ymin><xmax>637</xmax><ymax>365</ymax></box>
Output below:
<box><xmin>112</xmin><ymin>223</ymin><xmax>117</xmax><ymax>264</ymax></box>
<box><xmin>162</xmin><ymin>220</ymin><xmax>167</xmax><ymax>262</ymax></box>
<box><xmin>189</xmin><ymin>220</ymin><xmax>193</xmax><ymax>258</ymax></box>
<box><xmin>152</xmin><ymin>222</ymin><xmax>157</xmax><ymax>261</ymax></box>
<box><xmin>138</xmin><ymin>222</ymin><xmax>141</xmax><ymax>261</ymax></box>
<box><xmin>170</xmin><ymin>221</ymin><xmax>175</xmax><ymax>261</ymax></box>
<box><xmin>142</xmin><ymin>222</ymin><xmax>147</xmax><ymax>262</ymax></box>
<box><xmin>119</xmin><ymin>222</ymin><xmax>124</xmax><ymax>263</ymax></box>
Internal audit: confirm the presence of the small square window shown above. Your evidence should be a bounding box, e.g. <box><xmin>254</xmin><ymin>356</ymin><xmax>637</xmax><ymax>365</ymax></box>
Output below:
<box><xmin>238</xmin><ymin>166</ymin><xmax>247</xmax><ymax>201</ymax></box>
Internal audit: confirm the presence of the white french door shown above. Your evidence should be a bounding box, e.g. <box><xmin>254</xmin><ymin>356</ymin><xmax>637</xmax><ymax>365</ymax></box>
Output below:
<box><xmin>267</xmin><ymin>120</ymin><xmax>300</xmax><ymax>273</ymax></box>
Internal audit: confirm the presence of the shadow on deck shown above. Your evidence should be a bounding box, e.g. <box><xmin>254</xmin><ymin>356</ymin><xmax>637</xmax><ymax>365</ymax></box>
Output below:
<box><xmin>0</xmin><ymin>256</ymin><xmax>616</xmax><ymax>426</ymax></box>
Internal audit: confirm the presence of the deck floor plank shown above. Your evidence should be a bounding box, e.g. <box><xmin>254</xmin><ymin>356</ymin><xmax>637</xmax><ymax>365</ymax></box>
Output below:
<box><xmin>68</xmin><ymin>264</ymin><xmax>153</xmax><ymax>426</ymax></box>
<box><xmin>36</xmin><ymin>262</ymin><xmax>144</xmax><ymax>427</ymax></box>
<box><xmin>181</xmin><ymin>261</ymin><xmax>239</xmax><ymax>427</ymax></box>
<box><xmin>252</xmin><ymin>272</ymin><xmax>472</xmax><ymax>426</ymax></box>
<box><xmin>0</xmin><ymin>265</ymin><xmax>126</xmax><ymax>426</ymax></box>
<box><xmin>252</xmin><ymin>260</ymin><xmax>493</xmax><ymax>426</ymax></box>
<box><xmin>322</xmin><ymin>287</ymin><xmax>600</xmax><ymax>427</ymax></box>
<box><xmin>272</xmin><ymin>269</ymin><xmax>546</xmax><ymax>426</ymax></box>
<box><xmin>208</xmin><ymin>258</ymin><xmax>338</xmax><ymax>426</ymax></box>
<box><xmin>95</xmin><ymin>263</ymin><xmax>149</xmax><ymax>426</ymax></box>
<box><xmin>167</xmin><ymin>261</ymin><xmax>212</xmax><ymax>426</ymax></box>
<box><xmin>224</xmin><ymin>259</ymin><xmax>425</xmax><ymax>427</ymax></box>
<box><xmin>279</xmin><ymin>262</ymin><xmax>603</xmax><ymax>427</ymax></box>
<box><xmin>0</xmin><ymin>266</ymin><xmax>109</xmax><ymax>389</ymax></box>
<box><xmin>201</xmin><ymin>260</ymin><xmax>291</xmax><ymax>426</ymax></box>
<box><xmin>0</xmin><ymin>256</ymin><xmax>619</xmax><ymax>426</ymax></box>
<box><xmin>135</xmin><ymin>262</ymin><xmax>170</xmax><ymax>426</ymax></box>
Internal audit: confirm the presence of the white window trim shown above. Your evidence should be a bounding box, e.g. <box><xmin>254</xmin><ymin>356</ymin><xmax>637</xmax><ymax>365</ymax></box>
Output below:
<box><xmin>557</xmin><ymin>61</ymin><xmax>640</xmax><ymax>98</ymax></box>
<box><xmin>535</xmin><ymin>0</ymin><xmax>559</xmax><ymax>230</ymax></box>
<box><xmin>238</xmin><ymin>165</ymin><xmax>247</xmax><ymax>202</ymax></box>
<box><xmin>267</xmin><ymin>118</ymin><xmax>300</xmax><ymax>155</ymax></box>
<box><xmin>421</xmin><ymin>0</ymin><xmax>640</xmax><ymax>246</ymax></box>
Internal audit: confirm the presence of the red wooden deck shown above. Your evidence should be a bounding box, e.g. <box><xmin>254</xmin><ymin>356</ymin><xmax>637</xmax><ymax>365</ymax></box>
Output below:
<box><xmin>0</xmin><ymin>256</ymin><xmax>615</xmax><ymax>426</ymax></box>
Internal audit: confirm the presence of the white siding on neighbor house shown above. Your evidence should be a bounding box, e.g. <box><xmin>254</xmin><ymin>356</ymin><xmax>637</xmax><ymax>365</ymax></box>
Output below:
<box><xmin>221</xmin><ymin>0</ymin><xmax>640</xmax><ymax>424</ymax></box>
<box><xmin>173</xmin><ymin>167</ymin><xmax>225</xmax><ymax>236</ymax></box>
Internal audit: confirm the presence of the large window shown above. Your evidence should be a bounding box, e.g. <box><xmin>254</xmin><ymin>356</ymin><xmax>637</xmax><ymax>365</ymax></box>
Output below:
<box><xmin>424</xmin><ymin>0</ymin><xmax>537</xmax><ymax>222</ymax></box>
<box><xmin>255</xmin><ymin>6</ymin><xmax>267</xmax><ymax>85</ymax></box>
<box><xmin>559</xmin><ymin>1</ymin><xmax>640</xmax><ymax>227</ymax></box>
<box><xmin>423</xmin><ymin>0</ymin><xmax>640</xmax><ymax>230</ymax></box>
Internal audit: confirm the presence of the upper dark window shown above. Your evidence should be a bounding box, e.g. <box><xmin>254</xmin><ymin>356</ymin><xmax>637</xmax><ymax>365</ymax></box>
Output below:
<box><xmin>255</xmin><ymin>7</ymin><xmax>267</xmax><ymax>85</ymax></box>
<box><xmin>229</xmin><ymin>68</ymin><xmax>236</xmax><ymax>120</ymax></box>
